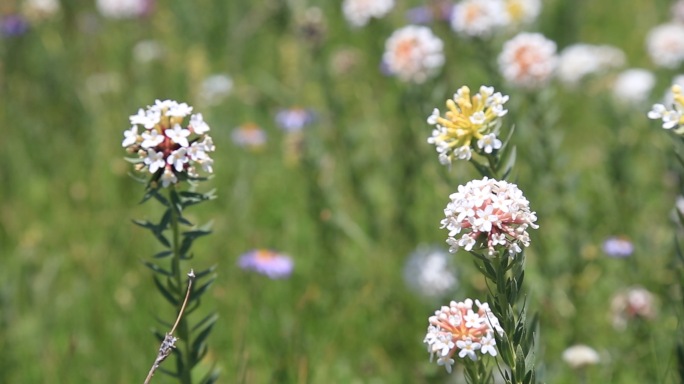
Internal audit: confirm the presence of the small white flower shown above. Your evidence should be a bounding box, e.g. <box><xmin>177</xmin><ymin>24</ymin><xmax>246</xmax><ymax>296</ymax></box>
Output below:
<box><xmin>141</xmin><ymin>129</ymin><xmax>165</xmax><ymax>149</ymax></box>
<box><xmin>456</xmin><ymin>339</ymin><xmax>480</xmax><ymax>360</ymax></box>
<box><xmin>480</xmin><ymin>333</ymin><xmax>498</xmax><ymax>356</ymax></box>
<box><xmin>167</xmin><ymin>148</ymin><xmax>188</xmax><ymax>172</ymax></box>
<box><xmin>130</xmin><ymin>108</ymin><xmax>159</xmax><ymax>129</ymax></box>
<box><xmin>165</xmin><ymin>124</ymin><xmax>191</xmax><ymax>147</ymax></box>
<box><xmin>96</xmin><ymin>0</ymin><xmax>149</xmax><ymax>19</ymax></box>
<box><xmin>477</xmin><ymin>133</ymin><xmax>502</xmax><ymax>154</ymax></box>
<box><xmin>144</xmin><ymin>149</ymin><xmax>165</xmax><ymax>173</ymax></box>
<box><xmin>122</xmin><ymin>125</ymin><xmax>139</xmax><ymax>147</ymax></box>
<box><xmin>160</xmin><ymin>168</ymin><xmax>178</xmax><ymax>187</ymax></box>
<box><xmin>189</xmin><ymin>113</ymin><xmax>210</xmax><ymax>134</ymax></box>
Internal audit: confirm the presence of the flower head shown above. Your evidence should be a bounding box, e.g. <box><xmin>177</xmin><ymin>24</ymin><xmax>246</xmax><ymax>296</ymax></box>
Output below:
<box><xmin>122</xmin><ymin>100</ymin><xmax>214</xmax><ymax>187</ymax></box>
<box><xmin>238</xmin><ymin>249</ymin><xmax>294</xmax><ymax>279</ymax></box>
<box><xmin>342</xmin><ymin>0</ymin><xmax>394</xmax><ymax>27</ymax></box>
<box><xmin>646</xmin><ymin>23</ymin><xmax>684</xmax><ymax>69</ymax></box>
<box><xmin>382</xmin><ymin>25</ymin><xmax>444</xmax><ymax>83</ymax></box>
<box><xmin>648</xmin><ymin>84</ymin><xmax>684</xmax><ymax>132</ymax></box>
<box><xmin>427</xmin><ymin>85</ymin><xmax>509</xmax><ymax>165</ymax></box>
<box><xmin>504</xmin><ymin>0</ymin><xmax>541</xmax><ymax>26</ymax></box>
<box><xmin>601</xmin><ymin>236</ymin><xmax>634</xmax><ymax>258</ymax></box>
<box><xmin>198</xmin><ymin>74</ymin><xmax>233</xmax><ymax>106</ymax></box>
<box><xmin>562</xmin><ymin>345</ymin><xmax>600</xmax><ymax>369</ymax></box>
<box><xmin>404</xmin><ymin>246</ymin><xmax>458</xmax><ymax>299</ymax></box>
<box><xmin>441</xmin><ymin>177</ymin><xmax>538</xmax><ymax>257</ymax></box>
<box><xmin>610</xmin><ymin>286</ymin><xmax>657</xmax><ymax>330</ymax></box>
<box><xmin>231</xmin><ymin>123</ymin><xmax>267</xmax><ymax>149</ymax></box>
<box><xmin>498</xmin><ymin>32</ymin><xmax>557</xmax><ymax>89</ymax></box>
<box><xmin>450</xmin><ymin>0</ymin><xmax>509</xmax><ymax>38</ymax></box>
<box><xmin>96</xmin><ymin>0</ymin><xmax>153</xmax><ymax>19</ymax></box>
<box><xmin>424</xmin><ymin>299</ymin><xmax>503</xmax><ymax>373</ymax></box>
<box><xmin>612</xmin><ymin>68</ymin><xmax>655</xmax><ymax>105</ymax></box>
<box><xmin>556</xmin><ymin>44</ymin><xmax>625</xmax><ymax>87</ymax></box>
<box><xmin>1</xmin><ymin>14</ymin><xmax>29</xmax><ymax>37</ymax></box>
<box><xmin>275</xmin><ymin>108</ymin><xmax>316</xmax><ymax>133</ymax></box>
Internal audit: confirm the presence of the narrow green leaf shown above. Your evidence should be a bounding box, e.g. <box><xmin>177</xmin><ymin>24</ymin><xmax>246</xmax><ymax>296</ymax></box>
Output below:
<box><xmin>194</xmin><ymin>265</ymin><xmax>217</xmax><ymax>279</ymax></box>
<box><xmin>190</xmin><ymin>277</ymin><xmax>216</xmax><ymax>302</ymax></box>
<box><xmin>159</xmin><ymin>209</ymin><xmax>172</xmax><ymax>232</ymax></box>
<box><xmin>192</xmin><ymin>312</ymin><xmax>219</xmax><ymax>333</ymax></box>
<box><xmin>154</xmin><ymin>250</ymin><xmax>173</xmax><ymax>259</ymax></box>
<box><xmin>142</xmin><ymin>260</ymin><xmax>173</xmax><ymax>277</ymax></box>
<box><xmin>153</xmin><ymin>275</ymin><xmax>179</xmax><ymax>306</ymax></box>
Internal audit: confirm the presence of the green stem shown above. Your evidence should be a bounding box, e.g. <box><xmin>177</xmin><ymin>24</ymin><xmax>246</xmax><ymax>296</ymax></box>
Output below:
<box><xmin>169</xmin><ymin>186</ymin><xmax>193</xmax><ymax>384</ymax></box>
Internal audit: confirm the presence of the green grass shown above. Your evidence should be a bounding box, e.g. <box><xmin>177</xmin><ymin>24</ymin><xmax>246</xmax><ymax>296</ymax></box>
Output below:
<box><xmin>1</xmin><ymin>0</ymin><xmax>683</xmax><ymax>382</ymax></box>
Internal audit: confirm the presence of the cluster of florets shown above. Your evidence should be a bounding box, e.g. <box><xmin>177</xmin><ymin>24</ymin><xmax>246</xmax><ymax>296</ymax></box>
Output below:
<box><xmin>498</xmin><ymin>32</ymin><xmax>557</xmax><ymax>89</ymax></box>
<box><xmin>427</xmin><ymin>86</ymin><xmax>509</xmax><ymax>165</ymax></box>
<box><xmin>424</xmin><ymin>299</ymin><xmax>504</xmax><ymax>373</ymax></box>
<box><xmin>648</xmin><ymin>84</ymin><xmax>684</xmax><ymax>133</ymax></box>
<box><xmin>122</xmin><ymin>99</ymin><xmax>214</xmax><ymax>187</ymax></box>
<box><xmin>383</xmin><ymin>25</ymin><xmax>445</xmax><ymax>84</ymax></box>
<box><xmin>441</xmin><ymin>177</ymin><xmax>538</xmax><ymax>257</ymax></box>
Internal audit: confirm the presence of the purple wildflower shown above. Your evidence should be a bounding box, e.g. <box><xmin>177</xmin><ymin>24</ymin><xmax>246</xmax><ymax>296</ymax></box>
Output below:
<box><xmin>1</xmin><ymin>15</ymin><xmax>29</xmax><ymax>37</ymax></box>
<box><xmin>238</xmin><ymin>249</ymin><xmax>293</xmax><ymax>279</ymax></box>
<box><xmin>275</xmin><ymin>108</ymin><xmax>315</xmax><ymax>133</ymax></box>
<box><xmin>602</xmin><ymin>236</ymin><xmax>634</xmax><ymax>258</ymax></box>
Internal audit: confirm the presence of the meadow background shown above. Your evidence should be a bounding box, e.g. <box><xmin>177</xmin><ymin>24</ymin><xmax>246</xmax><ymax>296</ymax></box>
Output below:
<box><xmin>1</xmin><ymin>0</ymin><xmax>683</xmax><ymax>382</ymax></box>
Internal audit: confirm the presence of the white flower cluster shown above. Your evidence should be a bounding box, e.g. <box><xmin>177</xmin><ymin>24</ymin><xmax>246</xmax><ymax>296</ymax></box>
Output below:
<box><xmin>383</xmin><ymin>25</ymin><xmax>444</xmax><ymax>84</ymax></box>
<box><xmin>441</xmin><ymin>177</ymin><xmax>538</xmax><ymax>257</ymax></box>
<box><xmin>612</xmin><ymin>68</ymin><xmax>655</xmax><ymax>105</ymax></box>
<box><xmin>646</xmin><ymin>23</ymin><xmax>684</xmax><ymax>69</ymax></box>
<box><xmin>498</xmin><ymin>32</ymin><xmax>557</xmax><ymax>89</ymax></box>
<box><xmin>648</xmin><ymin>84</ymin><xmax>684</xmax><ymax>132</ymax></box>
<box><xmin>342</xmin><ymin>0</ymin><xmax>394</xmax><ymax>27</ymax></box>
<box><xmin>122</xmin><ymin>100</ymin><xmax>215</xmax><ymax>187</ymax></box>
<box><xmin>556</xmin><ymin>43</ymin><xmax>625</xmax><ymax>86</ymax></box>
<box><xmin>451</xmin><ymin>0</ymin><xmax>508</xmax><ymax>38</ymax></box>
<box><xmin>450</xmin><ymin>0</ymin><xmax>541</xmax><ymax>38</ymax></box>
<box><xmin>424</xmin><ymin>299</ymin><xmax>503</xmax><ymax>373</ymax></box>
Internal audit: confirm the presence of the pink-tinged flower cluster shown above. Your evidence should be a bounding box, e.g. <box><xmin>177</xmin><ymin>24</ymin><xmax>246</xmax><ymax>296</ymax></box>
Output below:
<box><xmin>646</xmin><ymin>23</ymin><xmax>684</xmax><ymax>69</ymax></box>
<box><xmin>427</xmin><ymin>85</ymin><xmax>509</xmax><ymax>165</ymax></box>
<box><xmin>498</xmin><ymin>32</ymin><xmax>557</xmax><ymax>89</ymax></box>
<box><xmin>383</xmin><ymin>25</ymin><xmax>444</xmax><ymax>84</ymax></box>
<box><xmin>122</xmin><ymin>99</ymin><xmax>215</xmax><ymax>188</ymax></box>
<box><xmin>424</xmin><ymin>299</ymin><xmax>503</xmax><ymax>373</ymax></box>
<box><xmin>649</xmin><ymin>84</ymin><xmax>684</xmax><ymax>133</ymax></box>
<box><xmin>441</xmin><ymin>177</ymin><xmax>538</xmax><ymax>257</ymax></box>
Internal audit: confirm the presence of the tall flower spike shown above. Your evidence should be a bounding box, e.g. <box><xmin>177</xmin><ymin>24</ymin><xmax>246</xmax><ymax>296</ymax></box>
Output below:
<box><xmin>441</xmin><ymin>177</ymin><xmax>538</xmax><ymax>257</ymax></box>
<box><xmin>427</xmin><ymin>86</ymin><xmax>509</xmax><ymax>165</ymax></box>
<box><xmin>122</xmin><ymin>99</ymin><xmax>215</xmax><ymax>187</ymax></box>
<box><xmin>423</xmin><ymin>299</ymin><xmax>504</xmax><ymax>373</ymax></box>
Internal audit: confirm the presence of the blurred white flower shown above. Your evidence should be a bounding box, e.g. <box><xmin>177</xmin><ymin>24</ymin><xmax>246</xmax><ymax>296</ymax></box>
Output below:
<box><xmin>133</xmin><ymin>40</ymin><xmax>165</xmax><ymax>63</ymax></box>
<box><xmin>342</xmin><ymin>0</ymin><xmax>394</xmax><ymax>27</ymax></box>
<box><xmin>556</xmin><ymin>44</ymin><xmax>625</xmax><ymax>86</ymax></box>
<box><xmin>383</xmin><ymin>25</ymin><xmax>444</xmax><ymax>83</ymax></box>
<box><xmin>403</xmin><ymin>246</ymin><xmax>458</xmax><ymax>299</ymax></box>
<box><xmin>198</xmin><ymin>74</ymin><xmax>232</xmax><ymax>106</ymax></box>
<box><xmin>504</xmin><ymin>0</ymin><xmax>541</xmax><ymax>26</ymax></box>
<box><xmin>24</xmin><ymin>0</ymin><xmax>60</xmax><ymax>18</ymax></box>
<box><xmin>646</xmin><ymin>23</ymin><xmax>684</xmax><ymax>68</ymax></box>
<box><xmin>231</xmin><ymin>123</ymin><xmax>267</xmax><ymax>149</ymax></box>
<box><xmin>562</xmin><ymin>345</ymin><xmax>600</xmax><ymax>369</ymax></box>
<box><xmin>610</xmin><ymin>286</ymin><xmax>657</xmax><ymax>331</ymax></box>
<box><xmin>451</xmin><ymin>0</ymin><xmax>509</xmax><ymax>38</ymax></box>
<box><xmin>498</xmin><ymin>32</ymin><xmax>557</xmax><ymax>89</ymax></box>
<box><xmin>96</xmin><ymin>0</ymin><xmax>152</xmax><ymax>19</ymax></box>
<box><xmin>612</xmin><ymin>68</ymin><xmax>655</xmax><ymax>105</ymax></box>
